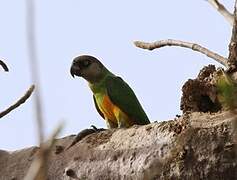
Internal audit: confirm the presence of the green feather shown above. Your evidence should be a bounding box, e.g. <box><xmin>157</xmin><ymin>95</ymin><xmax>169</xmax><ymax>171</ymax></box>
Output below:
<box><xmin>105</xmin><ymin>76</ymin><xmax>150</xmax><ymax>125</ymax></box>
<box><xmin>217</xmin><ymin>71</ymin><xmax>237</xmax><ymax>109</ymax></box>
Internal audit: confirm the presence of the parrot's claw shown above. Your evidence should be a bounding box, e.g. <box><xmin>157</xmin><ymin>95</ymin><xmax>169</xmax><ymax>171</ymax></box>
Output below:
<box><xmin>91</xmin><ymin>125</ymin><xmax>98</xmax><ymax>130</ymax></box>
<box><xmin>66</xmin><ymin>125</ymin><xmax>105</xmax><ymax>150</ymax></box>
<box><xmin>91</xmin><ymin>125</ymin><xmax>106</xmax><ymax>131</ymax></box>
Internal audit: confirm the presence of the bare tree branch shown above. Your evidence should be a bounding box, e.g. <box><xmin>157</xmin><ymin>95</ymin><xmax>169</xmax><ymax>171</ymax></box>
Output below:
<box><xmin>227</xmin><ymin>0</ymin><xmax>237</xmax><ymax>158</ymax></box>
<box><xmin>206</xmin><ymin>0</ymin><xmax>234</xmax><ymax>25</ymax></box>
<box><xmin>228</xmin><ymin>2</ymin><xmax>237</xmax><ymax>71</ymax></box>
<box><xmin>134</xmin><ymin>39</ymin><xmax>228</xmax><ymax>67</ymax></box>
<box><xmin>0</xmin><ymin>85</ymin><xmax>35</xmax><ymax>118</ymax></box>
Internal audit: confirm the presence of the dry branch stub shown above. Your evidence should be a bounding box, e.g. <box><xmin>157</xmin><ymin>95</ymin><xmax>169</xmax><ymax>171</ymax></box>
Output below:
<box><xmin>0</xmin><ymin>85</ymin><xmax>35</xmax><ymax>118</ymax></box>
<box><xmin>0</xmin><ymin>60</ymin><xmax>9</xmax><ymax>72</ymax></box>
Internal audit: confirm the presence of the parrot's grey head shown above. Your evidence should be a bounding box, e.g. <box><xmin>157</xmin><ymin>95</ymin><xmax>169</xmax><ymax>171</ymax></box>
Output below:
<box><xmin>70</xmin><ymin>55</ymin><xmax>105</xmax><ymax>83</ymax></box>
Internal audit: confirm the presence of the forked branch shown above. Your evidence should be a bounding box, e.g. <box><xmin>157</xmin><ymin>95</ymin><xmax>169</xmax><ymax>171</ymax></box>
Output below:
<box><xmin>134</xmin><ymin>39</ymin><xmax>228</xmax><ymax>67</ymax></box>
<box><xmin>206</xmin><ymin>0</ymin><xmax>234</xmax><ymax>25</ymax></box>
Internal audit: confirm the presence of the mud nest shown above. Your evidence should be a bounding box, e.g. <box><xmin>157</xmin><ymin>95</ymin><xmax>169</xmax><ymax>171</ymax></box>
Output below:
<box><xmin>181</xmin><ymin>65</ymin><xmax>222</xmax><ymax>113</ymax></box>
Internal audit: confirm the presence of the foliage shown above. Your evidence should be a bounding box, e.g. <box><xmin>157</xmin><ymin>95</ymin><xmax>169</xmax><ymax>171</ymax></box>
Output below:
<box><xmin>216</xmin><ymin>71</ymin><xmax>237</xmax><ymax>109</ymax></box>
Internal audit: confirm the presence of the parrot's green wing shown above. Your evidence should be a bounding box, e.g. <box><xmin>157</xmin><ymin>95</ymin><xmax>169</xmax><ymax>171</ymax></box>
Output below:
<box><xmin>106</xmin><ymin>76</ymin><xmax>150</xmax><ymax>125</ymax></box>
<box><xmin>93</xmin><ymin>95</ymin><xmax>105</xmax><ymax>119</ymax></box>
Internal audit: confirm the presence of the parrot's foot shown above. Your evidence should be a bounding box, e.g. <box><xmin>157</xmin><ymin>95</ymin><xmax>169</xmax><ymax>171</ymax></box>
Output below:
<box><xmin>90</xmin><ymin>125</ymin><xmax>105</xmax><ymax>131</ymax></box>
<box><xmin>118</xmin><ymin>119</ymin><xmax>129</xmax><ymax>128</ymax></box>
<box><xmin>66</xmin><ymin>125</ymin><xmax>105</xmax><ymax>150</ymax></box>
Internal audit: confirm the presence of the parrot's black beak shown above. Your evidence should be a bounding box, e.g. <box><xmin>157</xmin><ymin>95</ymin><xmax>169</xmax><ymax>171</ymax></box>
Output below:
<box><xmin>70</xmin><ymin>64</ymin><xmax>81</xmax><ymax>78</ymax></box>
<box><xmin>70</xmin><ymin>67</ymin><xmax>75</xmax><ymax>78</ymax></box>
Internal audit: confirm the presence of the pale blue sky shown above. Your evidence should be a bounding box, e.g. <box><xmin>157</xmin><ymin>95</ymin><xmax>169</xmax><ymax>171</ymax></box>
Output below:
<box><xmin>0</xmin><ymin>0</ymin><xmax>234</xmax><ymax>150</ymax></box>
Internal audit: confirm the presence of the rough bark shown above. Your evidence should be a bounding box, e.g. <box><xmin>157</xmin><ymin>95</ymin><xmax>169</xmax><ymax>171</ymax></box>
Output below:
<box><xmin>181</xmin><ymin>65</ymin><xmax>222</xmax><ymax>113</ymax></box>
<box><xmin>0</xmin><ymin>110</ymin><xmax>236</xmax><ymax>180</ymax></box>
<box><xmin>228</xmin><ymin>2</ymin><xmax>237</xmax><ymax>71</ymax></box>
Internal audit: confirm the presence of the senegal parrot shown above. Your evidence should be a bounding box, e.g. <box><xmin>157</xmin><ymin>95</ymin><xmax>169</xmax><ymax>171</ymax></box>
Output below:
<box><xmin>70</xmin><ymin>55</ymin><xmax>150</xmax><ymax>128</ymax></box>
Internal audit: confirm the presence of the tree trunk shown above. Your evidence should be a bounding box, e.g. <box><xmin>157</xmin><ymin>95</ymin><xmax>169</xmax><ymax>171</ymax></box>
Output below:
<box><xmin>0</xmin><ymin>110</ymin><xmax>236</xmax><ymax>180</ymax></box>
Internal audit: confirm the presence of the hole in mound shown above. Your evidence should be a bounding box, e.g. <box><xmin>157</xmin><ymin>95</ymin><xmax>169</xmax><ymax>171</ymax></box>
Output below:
<box><xmin>199</xmin><ymin>95</ymin><xmax>221</xmax><ymax>113</ymax></box>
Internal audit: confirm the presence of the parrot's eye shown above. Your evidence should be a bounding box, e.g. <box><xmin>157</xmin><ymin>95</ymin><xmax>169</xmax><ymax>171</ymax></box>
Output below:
<box><xmin>82</xmin><ymin>60</ymin><xmax>90</xmax><ymax>67</ymax></box>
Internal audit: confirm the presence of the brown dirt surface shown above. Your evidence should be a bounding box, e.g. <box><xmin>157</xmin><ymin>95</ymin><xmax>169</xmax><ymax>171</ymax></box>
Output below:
<box><xmin>181</xmin><ymin>65</ymin><xmax>222</xmax><ymax>113</ymax></box>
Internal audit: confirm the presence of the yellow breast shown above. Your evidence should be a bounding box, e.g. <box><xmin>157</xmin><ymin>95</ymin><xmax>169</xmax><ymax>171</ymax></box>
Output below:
<box><xmin>99</xmin><ymin>95</ymin><xmax>117</xmax><ymax>122</ymax></box>
<box><xmin>98</xmin><ymin>95</ymin><xmax>134</xmax><ymax>127</ymax></box>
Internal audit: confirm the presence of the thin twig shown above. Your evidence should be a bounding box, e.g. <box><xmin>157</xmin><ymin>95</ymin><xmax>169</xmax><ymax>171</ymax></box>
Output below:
<box><xmin>206</xmin><ymin>0</ymin><xmax>234</xmax><ymax>25</ymax></box>
<box><xmin>26</xmin><ymin>0</ymin><xmax>46</xmax><ymax>178</ymax></box>
<box><xmin>0</xmin><ymin>85</ymin><xmax>35</xmax><ymax>118</ymax></box>
<box><xmin>26</xmin><ymin>0</ymin><xmax>44</xmax><ymax>145</ymax></box>
<box><xmin>0</xmin><ymin>60</ymin><xmax>9</xmax><ymax>72</ymax></box>
<box><xmin>24</xmin><ymin>123</ymin><xmax>64</xmax><ymax>180</ymax></box>
<box><xmin>134</xmin><ymin>39</ymin><xmax>229</xmax><ymax>67</ymax></box>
